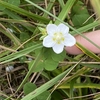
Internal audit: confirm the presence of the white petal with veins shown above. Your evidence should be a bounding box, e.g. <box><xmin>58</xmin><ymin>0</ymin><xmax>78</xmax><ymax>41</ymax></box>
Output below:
<box><xmin>43</xmin><ymin>35</ymin><xmax>55</xmax><ymax>47</ymax></box>
<box><xmin>46</xmin><ymin>24</ymin><xmax>58</xmax><ymax>36</ymax></box>
<box><xmin>58</xmin><ymin>23</ymin><xmax>69</xmax><ymax>35</ymax></box>
<box><xmin>53</xmin><ymin>44</ymin><xmax>64</xmax><ymax>54</ymax></box>
<box><xmin>63</xmin><ymin>34</ymin><xmax>76</xmax><ymax>46</ymax></box>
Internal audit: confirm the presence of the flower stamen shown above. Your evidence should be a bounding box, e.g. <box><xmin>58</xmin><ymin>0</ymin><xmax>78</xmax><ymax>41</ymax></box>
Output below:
<box><xmin>53</xmin><ymin>32</ymin><xmax>65</xmax><ymax>44</ymax></box>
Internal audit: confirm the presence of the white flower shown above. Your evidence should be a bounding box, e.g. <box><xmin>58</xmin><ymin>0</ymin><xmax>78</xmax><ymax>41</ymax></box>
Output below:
<box><xmin>43</xmin><ymin>23</ymin><xmax>76</xmax><ymax>54</ymax></box>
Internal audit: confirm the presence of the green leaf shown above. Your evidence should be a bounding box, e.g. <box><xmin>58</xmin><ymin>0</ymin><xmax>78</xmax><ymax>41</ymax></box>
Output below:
<box><xmin>31</xmin><ymin>0</ymin><xmax>44</xmax><ymax>3</ymax></box>
<box><xmin>41</xmin><ymin>71</ymin><xmax>50</xmax><ymax>80</ymax></box>
<box><xmin>24</xmin><ymin>41</ymin><xmax>35</xmax><ymax>48</ymax></box>
<box><xmin>3</xmin><ymin>9</ymin><xmax>22</xmax><ymax>19</ymax></box>
<box><xmin>0</xmin><ymin>0</ymin><xmax>6</xmax><ymax>10</ymax></box>
<box><xmin>58</xmin><ymin>0</ymin><xmax>64</xmax><ymax>8</ymax></box>
<box><xmin>37</xmin><ymin>91</ymin><xmax>51</xmax><ymax>100</ymax></box>
<box><xmin>20</xmin><ymin>32</ymin><xmax>30</xmax><ymax>42</ymax></box>
<box><xmin>71</xmin><ymin>21</ymin><xmax>99</xmax><ymax>35</ymax></box>
<box><xmin>30</xmin><ymin>48</ymin><xmax>64</xmax><ymax>72</ymax></box>
<box><xmin>2</xmin><ymin>9</ymin><xmax>35</xmax><ymax>32</ymax></box>
<box><xmin>51</xmin><ymin>91</ymin><xmax>62</xmax><ymax>100</ymax></box>
<box><xmin>8</xmin><ymin>0</ymin><xmax>20</xmax><ymax>6</ymax></box>
<box><xmin>72</xmin><ymin>14</ymin><xmax>94</xmax><ymax>27</ymax></box>
<box><xmin>71</xmin><ymin>0</ymin><xmax>94</xmax><ymax>28</ymax></box>
<box><xmin>0</xmin><ymin>5</ymin><xmax>5</xmax><ymax>10</ymax></box>
<box><xmin>23</xmin><ymin>82</ymin><xmax>50</xmax><ymax>100</ymax></box>
<box><xmin>23</xmin><ymin>82</ymin><xmax>51</xmax><ymax>100</ymax></box>
<box><xmin>23</xmin><ymin>82</ymin><xmax>37</xmax><ymax>95</ymax></box>
<box><xmin>51</xmin><ymin>50</ymin><xmax>66</xmax><ymax>62</ymax></box>
<box><xmin>44</xmin><ymin>58</ymin><xmax>59</xmax><ymax>71</ymax></box>
<box><xmin>72</xmin><ymin>1</ymin><xmax>88</xmax><ymax>14</ymax></box>
<box><xmin>55</xmin><ymin>0</ymin><xmax>76</xmax><ymax>24</ymax></box>
<box><xmin>21</xmin><ymin>65</ymin><xmax>75</xmax><ymax>100</ymax></box>
<box><xmin>82</xmin><ymin>64</ymin><xmax>100</xmax><ymax>69</ymax></box>
<box><xmin>31</xmin><ymin>60</ymin><xmax>44</xmax><ymax>72</ymax></box>
<box><xmin>42</xmin><ymin>48</ymin><xmax>52</xmax><ymax>59</ymax></box>
<box><xmin>34</xmin><ymin>48</ymin><xmax>66</xmax><ymax>71</ymax></box>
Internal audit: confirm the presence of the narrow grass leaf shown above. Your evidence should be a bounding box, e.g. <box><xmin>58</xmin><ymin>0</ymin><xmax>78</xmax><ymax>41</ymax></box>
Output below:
<box><xmin>58</xmin><ymin>0</ymin><xmax>64</xmax><ymax>8</ymax></box>
<box><xmin>91</xmin><ymin>0</ymin><xmax>100</xmax><ymax>21</ymax></box>
<box><xmin>55</xmin><ymin>0</ymin><xmax>76</xmax><ymax>24</ymax></box>
<box><xmin>0</xmin><ymin>43</ymin><xmax>43</xmax><ymax>64</ymax></box>
<box><xmin>21</xmin><ymin>65</ymin><xmax>75</xmax><ymax>100</ymax></box>
<box><xmin>17</xmin><ymin>50</ymin><xmax>43</xmax><ymax>91</ymax></box>
<box><xmin>0</xmin><ymin>0</ymin><xmax>49</xmax><ymax>23</ymax></box>
<box><xmin>58</xmin><ymin>83</ymin><xmax>100</xmax><ymax>89</ymax></box>
<box><xmin>0</xmin><ymin>27</ymin><xmax>21</xmax><ymax>46</ymax></box>
<box><xmin>71</xmin><ymin>21</ymin><xmax>100</xmax><ymax>35</ymax></box>
<box><xmin>76</xmin><ymin>42</ymin><xmax>100</xmax><ymax>61</ymax></box>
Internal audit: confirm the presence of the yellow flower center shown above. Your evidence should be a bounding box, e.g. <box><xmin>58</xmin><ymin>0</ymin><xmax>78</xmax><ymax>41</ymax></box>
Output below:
<box><xmin>52</xmin><ymin>32</ymin><xmax>65</xmax><ymax>44</ymax></box>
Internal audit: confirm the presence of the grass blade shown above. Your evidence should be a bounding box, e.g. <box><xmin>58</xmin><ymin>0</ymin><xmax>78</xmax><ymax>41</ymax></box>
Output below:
<box><xmin>0</xmin><ymin>43</ymin><xmax>42</xmax><ymax>64</ymax></box>
<box><xmin>76</xmin><ymin>42</ymin><xmax>100</xmax><ymax>61</ymax></box>
<box><xmin>0</xmin><ymin>0</ymin><xmax>49</xmax><ymax>23</ymax></box>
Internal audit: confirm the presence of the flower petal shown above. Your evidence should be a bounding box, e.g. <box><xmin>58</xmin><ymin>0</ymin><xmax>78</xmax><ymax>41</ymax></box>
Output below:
<box><xmin>43</xmin><ymin>35</ymin><xmax>55</xmax><ymax>47</ymax></box>
<box><xmin>46</xmin><ymin>24</ymin><xmax>58</xmax><ymax>36</ymax></box>
<box><xmin>63</xmin><ymin>34</ymin><xmax>76</xmax><ymax>46</ymax></box>
<box><xmin>58</xmin><ymin>23</ymin><xmax>69</xmax><ymax>35</ymax></box>
<box><xmin>53</xmin><ymin>44</ymin><xmax>64</xmax><ymax>54</ymax></box>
